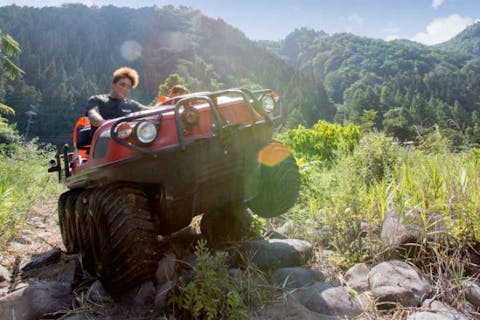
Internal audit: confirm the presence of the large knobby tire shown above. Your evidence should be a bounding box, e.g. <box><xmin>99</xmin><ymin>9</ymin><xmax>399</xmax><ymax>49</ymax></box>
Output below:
<box><xmin>248</xmin><ymin>142</ymin><xmax>300</xmax><ymax>218</ymax></box>
<box><xmin>58</xmin><ymin>189</ymin><xmax>83</xmax><ymax>253</ymax></box>
<box><xmin>85</xmin><ymin>184</ymin><xmax>159</xmax><ymax>291</ymax></box>
<box><xmin>73</xmin><ymin>190</ymin><xmax>94</xmax><ymax>271</ymax></box>
<box><xmin>58</xmin><ymin>191</ymin><xmax>72</xmax><ymax>251</ymax></box>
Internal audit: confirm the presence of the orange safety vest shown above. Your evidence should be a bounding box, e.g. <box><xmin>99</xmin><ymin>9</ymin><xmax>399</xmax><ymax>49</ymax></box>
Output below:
<box><xmin>73</xmin><ymin>116</ymin><xmax>90</xmax><ymax>160</ymax></box>
<box><xmin>157</xmin><ymin>95</ymin><xmax>169</xmax><ymax>104</ymax></box>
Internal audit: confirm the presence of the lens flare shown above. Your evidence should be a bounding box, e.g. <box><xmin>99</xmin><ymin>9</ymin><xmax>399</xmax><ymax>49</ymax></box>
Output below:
<box><xmin>257</xmin><ymin>141</ymin><xmax>292</xmax><ymax>166</ymax></box>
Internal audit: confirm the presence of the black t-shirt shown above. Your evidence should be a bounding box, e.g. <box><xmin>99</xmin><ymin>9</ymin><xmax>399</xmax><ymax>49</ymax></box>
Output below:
<box><xmin>86</xmin><ymin>94</ymin><xmax>144</xmax><ymax>122</ymax></box>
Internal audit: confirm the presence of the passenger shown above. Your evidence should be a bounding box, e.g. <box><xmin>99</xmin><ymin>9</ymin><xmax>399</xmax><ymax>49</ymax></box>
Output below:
<box><xmin>86</xmin><ymin>67</ymin><xmax>149</xmax><ymax>128</ymax></box>
<box><xmin>157</xmin><ymin>84</ymin><xmax>190</xmax><ymax>104</ymax></box>
<box><xmin>72</xmin><ymin>116</ymin><xmax>90</xmax><ymax>162</ymax></box>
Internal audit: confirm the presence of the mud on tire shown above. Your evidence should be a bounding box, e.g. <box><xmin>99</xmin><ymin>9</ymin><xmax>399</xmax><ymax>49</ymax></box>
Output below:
<box><xmin>85</xmin><ymin>184</ymin><xmax>159</xmax><ymax>290</ymax></box>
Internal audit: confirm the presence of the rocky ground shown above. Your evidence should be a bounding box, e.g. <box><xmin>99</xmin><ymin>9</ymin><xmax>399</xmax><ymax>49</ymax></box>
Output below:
<box><xmin>1</xmin><ymin>198</ymin><xmax>480</xmax><ymax>319</ymax></box>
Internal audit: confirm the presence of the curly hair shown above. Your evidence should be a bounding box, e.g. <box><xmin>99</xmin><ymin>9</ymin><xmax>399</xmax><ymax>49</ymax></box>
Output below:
<box><xmin>168</xmin><ymin>84</ymin><xmax>190</xmax><ymax>96</ymax></box>
<box><xmin>112</xmin><ymin>67</ymin><xmax>139</xmax><ymax>88</ymax></box>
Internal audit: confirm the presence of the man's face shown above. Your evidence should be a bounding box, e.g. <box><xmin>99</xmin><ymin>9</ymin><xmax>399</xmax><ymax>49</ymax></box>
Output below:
<box><xmin>111</xmin><ymin>77</ymin><xmax>132</xmax><ymax>99</ymax></box>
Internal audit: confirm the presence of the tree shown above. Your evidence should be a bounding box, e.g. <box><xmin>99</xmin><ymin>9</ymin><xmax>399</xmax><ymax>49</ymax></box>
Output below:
<box><xmin>1</xmin><ymin>29</ymin><xmax>24</xmax><ymax>115</ymax></box>
<box><xmin>156</xmin><ymin>73</ymin><xmax>188</xmax><ymax>99</ymax></box>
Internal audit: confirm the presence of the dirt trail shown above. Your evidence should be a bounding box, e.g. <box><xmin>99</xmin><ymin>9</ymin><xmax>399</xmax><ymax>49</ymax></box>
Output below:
<box><xmin>0</xmin><ymin>197</ymin><xmax>64</xmax><ymax>273</ymax></box>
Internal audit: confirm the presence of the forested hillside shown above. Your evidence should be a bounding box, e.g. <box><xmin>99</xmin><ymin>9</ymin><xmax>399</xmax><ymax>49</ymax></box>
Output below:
<box><xmin>2</xmin><ymin>4</ymin><xmax>480</xmax><ymax>148</ymax></box>
<box><xmin>436</xmin><ymin>21</ymin><xmax>480</xmax><ymax>55</ymax></box>
<box><xmin>0</xmin><ymin>4</ymin><xmax>323</xmax><ymax>146</ymax></box>
<box><xmin>269</xmin><ymin>25</ymin><xmax>480</xmax><ymax>145</ymax></box>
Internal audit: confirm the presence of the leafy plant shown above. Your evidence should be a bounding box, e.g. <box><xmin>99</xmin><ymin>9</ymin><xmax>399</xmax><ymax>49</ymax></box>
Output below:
<box><xmin>170</xmin><ymin>240</ymin><xmax>249</xmax><ymax>320</ymax></box>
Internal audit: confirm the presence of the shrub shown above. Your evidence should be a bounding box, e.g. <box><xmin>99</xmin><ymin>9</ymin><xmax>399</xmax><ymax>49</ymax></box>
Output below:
<box><xmin>170</xmin><ymin>240</ymin><xmax>249</xmax><ymax>320</ymax></box>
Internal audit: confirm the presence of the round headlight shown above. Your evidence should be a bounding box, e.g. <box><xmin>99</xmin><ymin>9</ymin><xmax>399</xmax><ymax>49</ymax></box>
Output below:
<box><xmin>134</xmin><ymin>121</ymin><xmax>157</xmax><ymax>144</ymax></box>
<box><xmin>261</xmin><ymin>94</ymin><xmax>276</xmax><ymax>113</ymax></box>
<box><xmin>116</xmin><ymin>122</ymin><xmax>133</xmax><ymax>139</ymax></box>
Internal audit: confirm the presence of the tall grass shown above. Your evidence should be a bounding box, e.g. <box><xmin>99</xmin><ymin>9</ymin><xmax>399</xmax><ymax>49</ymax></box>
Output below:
<box><xmin>0</xmin><ymin>140</ymin><xmax>63</xmax><ymax>248</ymax></box>
<box><xmin>278</xmin><ymin>129</ymin><xmax>480</xmax><ymax>265</ymax></box>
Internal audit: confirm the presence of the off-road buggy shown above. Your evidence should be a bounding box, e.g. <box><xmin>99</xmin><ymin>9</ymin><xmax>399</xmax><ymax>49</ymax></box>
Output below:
<box><xmin>49</xmin><ymin>88</ymin><xmax>300</xmax><ymax>290</ymax></box>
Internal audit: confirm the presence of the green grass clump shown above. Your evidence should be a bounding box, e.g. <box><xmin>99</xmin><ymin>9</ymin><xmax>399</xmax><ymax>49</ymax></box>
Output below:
<box><xmin>0</xmin><ymin>140</ymin><xmax>63</xmax><ymax>247</ymax></box>
<box><xmin>170</xmin><ymin>240</ymin><xmax>275</xmax><ymax>320</ymax></box>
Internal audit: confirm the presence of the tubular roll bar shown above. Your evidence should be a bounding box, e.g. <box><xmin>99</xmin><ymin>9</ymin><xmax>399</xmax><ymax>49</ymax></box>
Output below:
<box><xmin>109</xmin><ymin>88</ymin><xmax>280</xmax><ymax>155</ymax></box>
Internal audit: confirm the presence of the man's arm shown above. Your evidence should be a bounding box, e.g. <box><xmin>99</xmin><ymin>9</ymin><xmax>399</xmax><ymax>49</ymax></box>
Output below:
<box><xmin>87</xmin><ymin>108</ymin><xmax>106</xmax><ymax>127</ymax></box>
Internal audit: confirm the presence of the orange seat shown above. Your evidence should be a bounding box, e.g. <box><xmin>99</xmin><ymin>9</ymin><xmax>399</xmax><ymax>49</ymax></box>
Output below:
<box><xmin>73</xmin><ymin>116</ymin><xmax>90</xmax><ymax>162</ymax></box>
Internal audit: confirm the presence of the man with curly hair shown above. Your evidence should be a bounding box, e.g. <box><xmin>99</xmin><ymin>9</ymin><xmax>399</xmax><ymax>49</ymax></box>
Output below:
<box><xmin>86</xmin><ymin>67</ymin><xmax>148</xmax><ymax>128</ymax></box>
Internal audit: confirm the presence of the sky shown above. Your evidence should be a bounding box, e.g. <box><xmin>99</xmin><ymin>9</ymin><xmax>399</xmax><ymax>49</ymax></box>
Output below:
<box><xmin>1</xmin><ymin>0</ymin><xmax>479</xmax><ymax>45</ymax></box>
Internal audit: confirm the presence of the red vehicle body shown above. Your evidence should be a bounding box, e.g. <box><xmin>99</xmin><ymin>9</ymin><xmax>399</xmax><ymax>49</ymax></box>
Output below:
<box><xmin>50</xmin><ymin>88</ymin><xmax>300</xmax><ymax>290</ymax></box>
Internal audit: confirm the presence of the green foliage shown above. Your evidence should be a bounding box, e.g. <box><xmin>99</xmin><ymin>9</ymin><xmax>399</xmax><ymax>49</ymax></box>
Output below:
<box><xmin>0</xmin><ymin>118</ymin><xmax>20</xmax><ymax>144</ymax></box>
<box><xmin>279</xmin><ymin>129</ymin><xmax>480</xmax><ymax>265</ymax></box>
<box><xmin>0</xmin><ymin>139</ymin><xmax>63</xmax><ymax>247</ymax></box>
<box><xmin>153</xmin><ymin>73</ymin><xmax>188</xmax><ymax>105</ymax></box>
<box><xmin>170</xmin><ymin>240</ymin><xmax>277</xmax><ymax>319</ymax></box>
<box><xmin>171</xmin><ymin>240</ymin><xmax>249</xmax><ymax>320</ymax></box>
<box><xmin>0</xmin><ymin>29</ymin><xmax>24</xmax><ymax>81</ymax></box>
<box><xmin>278</xmin><ymin>27</ymin><xmax>480</xmax><ymax>145</ymax></box>
<box><xmin>279</xmin><ymin>120</ymin><xmax>362</xmax><ymax>166</ymax></box>
<box><xmin>347</xmin><ymin>132</ymin><xmax>401</xmax><ymax>186</ymax></box>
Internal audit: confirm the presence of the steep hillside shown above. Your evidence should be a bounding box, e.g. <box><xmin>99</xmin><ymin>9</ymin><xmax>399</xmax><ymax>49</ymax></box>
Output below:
<box><xmin>268</xmin><ymin>28</ymin><xmax>480</xmax><ymax>142</ymax></box>
<box><xmin>435</xmin><ymin>21</ymin><xmax>480</xmax><ymax>56</ymax></box>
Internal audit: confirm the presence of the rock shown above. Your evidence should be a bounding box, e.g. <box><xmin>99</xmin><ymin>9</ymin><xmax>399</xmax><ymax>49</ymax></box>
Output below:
<box><xmin>276</xmin><ymin>221</ymin><xmax>295</xmax><ymax>236</ymax></box>
<box><xmin>463</xmin><ymin>280</ymin><xmax>480</xmax><ymax>308</ymax></box>
<box><xmin>252</xmin><ymin>300</ymin><xmax>339</xmax><ymax>320</ymax></box>
<box><xmin>118</xmin><ymin>280</ymin><xmax>156</xmax><ymax>306</ymax></box>
<box><xmin>155</xmin><ymin>253</ymin><xmax>176</xmax><ymax>285</ymax></box>
<box><xmin>236</xmin><ymin>239</ymin><xmax>314</xmax><ymax>270</ymax></box>
<box><xmin>299</xmin><ymin>282</ymin><xmax>363</xmax><ymax>317</ymax></box>
<box><xmin>0</xmin><ymin>281</ymin><xmax>73</xmax><ymax>320</ymax></box>
<box><xmin>368</xmin><ymin>260</ymin><xmax>430</xmax><ymax>308</ymax></box>
<box><xmin>344</xmin><ymin>263</ymin><xmax>370</xmax><ymax>292</ymax></box>
<box><xmin>86</xmin><ymin>280</ymin><xmax>114</xmax><ymax>304</ymax></box>
<box><xmin>421</xmin><ymin>299</ymin><xmax>468</xmax><ymax>320</ymax></box>
<box><xmin>21</xmin><ymin>248</ymin><xmax>62</xmax><ymax>272</ymax></box>
<box><xmin>154</xmin><ymin>280</ymin><xmax>173</xmax><ymax>311</ymax></box>
<box><xmin>63</xmin><ymin>314</ymin><xmax>97</xmax><ymax>320</ymax></box>
<box><xmin>406</xmin><ymin>312</ymin><xmax>452</xmax><ymax>320</ymax></box>
<box><xmin>264</xmin><ymin>230</ymin><xmax>288</xmax><ymax>240</ymax></box>
<box><xmin>381</xmin><ymin>210</ymin><xmax>418</xmax><ymax>246</ymax></box>
<box><xmin>55</xmin><ymin>257</ymin><xmax>81</xmax><ymax>284</ymax></box>
<box><xmin>381</xmin><ymin>210</ymin><xmax>449</xmax><ymax>248</ymax></box>
<box><xmin>271</xmin><ymin>266</ymin><xmax>326</xmax><ymax>289</ymax></box>
<box><xmin>0</xmin><ymin>265</ymin><xmax>10</xmax><ymax>285</ymax></box>
<box><xmin>228</xmin><ymin>268</ymin><xmax>242</xmax><ymax>279</ymax></box>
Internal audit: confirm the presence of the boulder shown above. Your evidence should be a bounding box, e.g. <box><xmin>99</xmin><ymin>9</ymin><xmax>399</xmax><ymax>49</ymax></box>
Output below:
<box><xmin>368</xmin><ymin>260</ymin><xmax>430</xmax><ymax>308</ymax></box>
<box><xmin>344</xmin><ymin>263</ymin><xmax>370</xmax><ymax>292</ymax></box>
<box><xmin>421</xmin><ymin>299</ymin><xmax>468</xmax><ymax>320</ymax></box>
<box><xmin>155</xmin><ymin>253</ymin><xmax>176</xmax><ymax>285</ymax></box>
<box><xmin>271</xmin><ymin>266</ymin><xmax>326</xmax><ymax>289</ymax></box>
<box><xmin>463</xmin><ymin>280</ymin><xmax>480</xmax><ymax>308</ymax></box>
<box><xmin>0</xmin><ymin>281</ymin><xmax>73</xmax><ymax>320</ymax></box>
<box><xmin>252</xmin><ymin>300</ymin><xmax>339</xmax><ymax>320</ymax></box>
<box><xmin>20</xmin><ymin>248</ymin><xmax>62</xmax><ymax>272</ymax></box>
<box><xmin>236</xmin><ymin>239</ymin><xmax>314</xmax><ymax>270</ymax></box>
<box><xmin>299</xmin><ymin>282</ymin><xmax>363</xmax><ymax>317</ymax></box>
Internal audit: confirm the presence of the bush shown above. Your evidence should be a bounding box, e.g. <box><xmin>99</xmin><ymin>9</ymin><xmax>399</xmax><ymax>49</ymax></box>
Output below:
<box><xmin>279</xmin><ymin>120</ymin><xmax>362</xmax><ymax>167</ymax></box>
<box><xmin>170</xmin><ymin>240</ymin><xmax>249</xmax><ymax>320</ymax></box>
